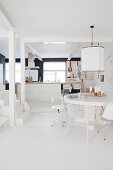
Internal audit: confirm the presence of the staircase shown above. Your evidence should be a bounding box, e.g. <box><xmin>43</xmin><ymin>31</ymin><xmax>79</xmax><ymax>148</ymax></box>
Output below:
<box><xmin>0</xmin><ymin>85</ymin><xmax>30</xmax><ymax>126</ymax></box>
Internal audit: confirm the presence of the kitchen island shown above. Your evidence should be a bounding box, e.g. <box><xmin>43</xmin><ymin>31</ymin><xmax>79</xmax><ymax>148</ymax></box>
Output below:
<box><xmin>16</xmin><ymin>81</ymin><xmax>82</xmax><ymax>102</ymax></box>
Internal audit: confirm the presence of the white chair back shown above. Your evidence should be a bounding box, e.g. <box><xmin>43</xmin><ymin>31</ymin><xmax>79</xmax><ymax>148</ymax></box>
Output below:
<box><xmin>66</xmin><ymin>103</ymin><xmax>87</xmax><ymax>123</ymax></box>
<box><xmin>102</xmin><ymin>103</ymin><xmax>113</xmax><ymax>121</ymax></box>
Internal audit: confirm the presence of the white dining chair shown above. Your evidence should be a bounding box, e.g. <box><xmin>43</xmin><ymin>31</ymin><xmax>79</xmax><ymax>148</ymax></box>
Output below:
<box><xmin>65</xmin><ymin>103</ymin><xmax>95</xmax><ymax>142</ymax></box>
<box><xmin>101</xmin><ymin>103</ymin><xmax>113</xmax><ymax>140</ymax></box>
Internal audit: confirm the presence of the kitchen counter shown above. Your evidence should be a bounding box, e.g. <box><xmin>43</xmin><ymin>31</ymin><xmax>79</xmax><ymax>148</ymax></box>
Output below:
<box><xmin>25</xmin><ymin>81</ymin><xmax>82</xmax><ymax>84</ymax></box>
<box><xmin>16</xmin><ymin>81</ymin><xmax>83</xmax><ymax>102</ymax></box>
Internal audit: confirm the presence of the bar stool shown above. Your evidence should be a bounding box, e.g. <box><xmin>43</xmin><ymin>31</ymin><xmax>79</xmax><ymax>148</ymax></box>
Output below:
<box><xmin>50</xmin><ymin>96</ymin><xmax>66</xmax><ymax>127</ymax></box>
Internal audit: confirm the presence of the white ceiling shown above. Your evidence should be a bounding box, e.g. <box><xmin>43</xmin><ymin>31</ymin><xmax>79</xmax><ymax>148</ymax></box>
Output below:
<box><xmin>0</xmin><ymin>0</ymin><xmax>113</xmax><ymax>59</ymax></box>
<box><xmin>0</xmin><ymin>39</ymin><xmax>83</xmax><ymax>58</ymax></box>
<box><xmin>0</xmin><ymin>0</ymin><xmax>113</xmax><ymax>37</ymax></box>
<box><xmin>0</xmin><ymin>37</ymin><xmax>113</xmax><ymax>59</ymax></box>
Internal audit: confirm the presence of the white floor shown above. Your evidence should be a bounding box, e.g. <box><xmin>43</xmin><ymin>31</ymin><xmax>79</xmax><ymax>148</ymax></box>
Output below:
<box><xmin>0</xmin><ymin>102</ymin><xmax>113</xmax><ymax>170</ymax></box>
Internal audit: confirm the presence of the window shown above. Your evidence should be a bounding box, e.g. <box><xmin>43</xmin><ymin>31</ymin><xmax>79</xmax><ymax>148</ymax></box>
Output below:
<box><xmin>15</xmin><ymin>63</ymin><xmax>21</xmax><ymax>83</ymax></box>
<box><xmin>5</xmin><ymin>63</ymin><xmax>21</xmax><ymax>83</ymax></box>
<box><xmin>43</xmin><ymin>62</ymin><xmax>66</xmax><ymax>82</ymax></box>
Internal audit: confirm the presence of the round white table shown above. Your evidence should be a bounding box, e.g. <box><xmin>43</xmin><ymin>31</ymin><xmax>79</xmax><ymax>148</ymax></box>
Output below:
<box><xmin>64</xmin><ymin>93</ymin><xmax>113</xmax><ymax>120</ymax></box>
<box><xmin>64</xmin><ymin>94</ymin><xmax>113</xmax><ymax>141</ymax></box>
<box><xmin>64</xmin><ymin>93</ymin><xmax>112</xmax><ymax>107</ymax></box>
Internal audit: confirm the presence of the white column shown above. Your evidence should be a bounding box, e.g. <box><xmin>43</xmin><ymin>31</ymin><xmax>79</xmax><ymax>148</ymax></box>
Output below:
<box><xmin>9</xmin><ymin>31</ymin><xmax>15</xmax><ymax>127</ymax></box>
<box><xmin>20</xmin><ymin>39</ymin><xmax>25</xmax><ymax>105</ymax></box>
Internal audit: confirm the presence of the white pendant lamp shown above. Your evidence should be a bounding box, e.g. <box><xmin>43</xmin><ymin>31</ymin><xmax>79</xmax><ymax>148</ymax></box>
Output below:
<box><xmin>81</xmin><ymin>26</ymin><xmax>104</xmax><ymax>72</ymax></box>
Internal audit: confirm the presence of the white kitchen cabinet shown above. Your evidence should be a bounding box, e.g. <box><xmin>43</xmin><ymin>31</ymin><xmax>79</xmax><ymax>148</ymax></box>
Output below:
<box><xmin>16</xmin><ymin>83</ymin><xmax>61</xmax><ymax>102</ymax></box>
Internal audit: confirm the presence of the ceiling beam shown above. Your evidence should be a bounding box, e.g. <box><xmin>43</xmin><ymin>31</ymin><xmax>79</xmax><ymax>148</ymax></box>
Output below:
<box><xmin>0</xmin><ymin>2</ymin><xmax>14</xmax><ymax>31</ymax></box>
<box><xmin>22</xmin><ymin>36</ymin><xmax>113</xmax><ymax>43</ymax></box>
<box><xmin>26</xmin><ymin>44</ymin><xmax>42</xmax><ymax>61</ymax></box>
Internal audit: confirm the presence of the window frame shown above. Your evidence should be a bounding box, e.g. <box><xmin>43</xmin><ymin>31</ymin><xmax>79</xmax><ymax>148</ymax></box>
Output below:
<box><xmin>5</xmin><ymin>62</ymin><xmax>21</xmax><ymax>83</ymax></box>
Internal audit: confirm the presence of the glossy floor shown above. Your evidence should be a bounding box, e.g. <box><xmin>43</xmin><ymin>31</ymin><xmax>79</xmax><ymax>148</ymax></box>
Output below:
<box><xmin>0</xmin><ymin>102</ymin><xmax>113</xmax><ymax>170</ymax></box>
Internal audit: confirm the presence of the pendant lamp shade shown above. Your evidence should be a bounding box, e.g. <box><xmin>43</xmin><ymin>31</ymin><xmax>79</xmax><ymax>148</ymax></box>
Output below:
<box><xmin>81</xmin><ymin>46</ymin><xmax>104</xmax><ymax>72</ymax></box>
<box><xmin>81</xmin><ymin>26</ymin><xmax>104</xmax><ymax>72</ymax></box>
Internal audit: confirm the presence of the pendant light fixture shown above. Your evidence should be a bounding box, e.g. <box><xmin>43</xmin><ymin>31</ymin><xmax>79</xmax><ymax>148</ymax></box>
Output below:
<box><xmin>81</xmin><ymin>26</ymin><xmax>104</xmax><ymax>72</ymax></box>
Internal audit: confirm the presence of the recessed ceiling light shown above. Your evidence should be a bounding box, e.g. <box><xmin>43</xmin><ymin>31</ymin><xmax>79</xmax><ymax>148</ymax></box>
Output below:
<box><xmin>43</xmin><ymin>42</ymin><xmax>67</xmax><ymax>44</ymax></box>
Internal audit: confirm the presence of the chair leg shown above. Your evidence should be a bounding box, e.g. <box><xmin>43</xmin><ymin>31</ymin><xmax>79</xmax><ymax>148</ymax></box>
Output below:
<box><xmin>104</xmin><ymin>125</ymin><xmax>108</xmax><ymax>140</ymax></box>
<box><xmin>87</xmin><ymin>123</ymin><xmax>89</xmax><ymax>143</ymax></box>
<box><xmin>74</xmin><ymin>115</ymin><xmax>76</xmax><ymax>128</ymax></box>
<box><xmin>65</xmin><ymin>119</ymin><xmax>71</xmax><ymax>137</ymax></box>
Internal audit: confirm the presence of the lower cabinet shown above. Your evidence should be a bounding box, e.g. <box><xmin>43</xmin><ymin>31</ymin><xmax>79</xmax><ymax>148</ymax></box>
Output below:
<box><xmin>16</xmin><ymin>83</ymin><xmax>61</xmax><ymax>102</ymax></box>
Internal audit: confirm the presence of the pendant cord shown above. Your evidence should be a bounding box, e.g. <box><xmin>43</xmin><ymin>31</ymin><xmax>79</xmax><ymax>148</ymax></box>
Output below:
<box><xmin>91</xmin><ymin>27</ymin><xmax>93</xmax><ymax>46</ymax></box>
<box><xmin>90</xmin><ymin>25</ymin><xmax>94</xmax><ymax>46</ymax></box>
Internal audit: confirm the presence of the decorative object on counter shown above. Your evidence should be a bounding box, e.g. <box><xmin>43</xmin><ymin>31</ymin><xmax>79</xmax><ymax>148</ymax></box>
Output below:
<box><xmin>28</xmin><ymin>76</ymin><xmax>32</xmax><ymax>83</ymax></box>
<box><xmin>97</xmin><ymin>91</ymin><xmax>101</xmax><ymax>97</ymax></box>
<box><xmin>89</xmin><ymin>91</ymin><xmax>93</xmax><ymax>96</ymax></box>
<box><xmin>89</xmin><ymin>91</ymin><xmax>107</xmax><ymax>97</ymax></box>
<box><xmin>81</xmin><ymin>25</ymin><xmax>104</xmax><ymax>72</ymax></box>
<box><xmin>102</xmin><ymin>93</ymin><xmax>107</xmax><ymax>97</ymax></box>
<box><xmin>89</xmin><ymin>86</ymin><xmax>93</xmax><ymax>96</ymax></box>
<box><xmin>94</xmin><ymin>92</ymin><xmax>98</xmax><ymax>96</ymax></box>
<box><xmin>93</xmin><ymin>85</ymin><xmax>104</xmax><ymax>97</ymax></box>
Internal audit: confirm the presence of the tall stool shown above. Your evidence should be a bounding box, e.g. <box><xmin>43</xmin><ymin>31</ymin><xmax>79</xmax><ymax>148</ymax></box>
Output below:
<box><xmin>51</xmin><ymin>104</ymin><xmax>66</xmax><ymax>127</ymax></box>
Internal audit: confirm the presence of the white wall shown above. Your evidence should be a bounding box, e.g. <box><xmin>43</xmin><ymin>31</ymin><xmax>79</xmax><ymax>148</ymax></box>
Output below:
<box><xmin>0</xmin><ymin>64</ymin><xmax>3</xmax><ymax>85</ymax></box>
